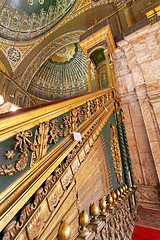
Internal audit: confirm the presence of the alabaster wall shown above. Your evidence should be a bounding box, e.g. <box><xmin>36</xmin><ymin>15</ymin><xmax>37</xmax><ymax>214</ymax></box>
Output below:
<box><xmin>112</xmin><ymin>22</ymin><xmax>160</xmax><ymax>209</ymax></box>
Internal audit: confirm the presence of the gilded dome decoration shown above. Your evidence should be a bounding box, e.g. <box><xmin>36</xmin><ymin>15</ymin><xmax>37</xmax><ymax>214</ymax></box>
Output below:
<box><xmin>28</xmin><ymin>43</ymin><xmax>95</xmax><ymax>101</ymax></box>
<box><xmin>0</xmin><ymin>0</ymin><xmax>76</xmax><ymax>40</ymax></box>
<box><xmin>51</xmin><ymin>44</ymin><xmax>76</xmax><ymax>63</ymax></box>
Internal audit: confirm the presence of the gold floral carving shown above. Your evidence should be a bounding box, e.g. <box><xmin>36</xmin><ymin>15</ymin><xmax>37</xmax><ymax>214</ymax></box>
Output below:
<box><xmin>2</xmin><ymin>101</ymin><xmax>114</xmax><ymax>240</ymax></box>
<box><xmin>5</xmin><ymin>150</ymin><xmax>15</xmax><ymax>159</ymax></box>
<box><xmin>70</xmin><ymin>107</ymin><xmax>82</xmax><ymax>132</ymax></box>
<box><xmin>0</xmin><ymin>130</ymin><xmax>35</xmax><ymax>176</ymax></box>
<box><xmin>30</xmin><ymin>122</ymin><xmax>49</xmax><ymax>168</ymax></box>
<box><xmin>110</xmin><ymin>124</ymin><xmax>123</xmax><ymax>184</ymax></box>
<box><xmin>14</xmin><ymin>130</ymin><xmax>35</xmax><ymax>152</ymax></box>
<box><xmin>0</xmin><ymin>93</ymin><xmax>110</xmax><ymax>176</ymax></box>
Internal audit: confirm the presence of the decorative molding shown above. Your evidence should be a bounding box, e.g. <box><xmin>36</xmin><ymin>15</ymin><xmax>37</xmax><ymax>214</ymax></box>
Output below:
<box><xmin>0</xmin><ymin>91</ymin><xmax>113</xmax><ymax>175</ymax></box>
<box><xmin>0</xmin><ymin>130</ymin><xmax>35</xmax><ymax>176</ymax></box>
<box><xmin>30</xmin><ymin>122</ymin><xmax>49</xmax><ymax>168</ymax></box>
<box><xmin>1</xmin><ymin>97</ymin><xmax>114</xmax><ymax>239</ymax></box>
<box><xmin>0</xmin><ymin>1</ymin><xmax>76</xmax><ymax>41</ymax></box>
<box><xmin>19</xmin><ymin>31</ymin><xmax>84</xmax><ymax>90</ymax></box>
<box><xmin>110</xmin><ymin>124</ymin><xmax>123</xmax><ymax>184</ymax></box>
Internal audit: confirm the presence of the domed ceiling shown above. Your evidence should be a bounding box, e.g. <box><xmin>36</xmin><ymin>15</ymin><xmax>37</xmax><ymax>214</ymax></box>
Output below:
<box><xmin>6</xmin><ymin>0</ymin><xmax>56</xmax><ymax>15</ymax></box>
<box><xmin>0</xmin><ymin>0</ymin><xmax>76</xmax><ymax>40</ymax></box>
<box><xmin>28</xmin><ymin>43</ymin><xmax>95</xmax><ymax>101</ymax></box>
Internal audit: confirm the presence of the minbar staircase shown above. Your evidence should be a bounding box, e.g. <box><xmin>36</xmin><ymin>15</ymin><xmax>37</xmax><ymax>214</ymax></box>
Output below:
<box><xmin>0</xmin><ymin>88</ymin><xmax>137</xmax><ymax>240</ymax></box>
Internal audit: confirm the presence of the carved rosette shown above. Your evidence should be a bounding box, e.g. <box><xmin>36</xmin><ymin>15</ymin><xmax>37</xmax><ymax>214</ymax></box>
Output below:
<box><xmin>110</xmin><ymin>124</ymin><xmax>123</xmax><ymax>184</ymax></box>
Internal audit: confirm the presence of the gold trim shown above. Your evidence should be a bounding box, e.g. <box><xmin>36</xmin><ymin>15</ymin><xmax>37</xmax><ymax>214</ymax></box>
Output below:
<box><xmin>0</xmin><ymin>95</ymin><xmax>114</xmax><ymax>232</ymax></box>
<box><xmin>0</xmin><ymin>88</ymin><xmax>113</xmax><ymax>142</ymax></box>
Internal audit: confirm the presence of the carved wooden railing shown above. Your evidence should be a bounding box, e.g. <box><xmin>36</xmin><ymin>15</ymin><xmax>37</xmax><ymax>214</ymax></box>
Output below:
<box><xmin>58</xmin><ymin>185</ymin><xmax>137</xmax><ymax>240</ymax></box>
<box><xmin>0</xmin><ymin>88</ymin><xmax>115</xmax><ymax>238</ymax></box>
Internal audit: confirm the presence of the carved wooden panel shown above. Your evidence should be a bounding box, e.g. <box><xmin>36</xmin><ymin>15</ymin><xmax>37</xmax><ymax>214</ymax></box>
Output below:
<box><xmin>78</xmin><ymin>148</ymin><xmax>86</xmax><ymax>163</ymax></box>
<box><xmin>75</xmin><ymin>138</ymin><xmax>109</xmax><ymax>215</ymax></box>
<box><xmin>83</xmin><ymin>140</ymin><xmax>90</xmax><ymax>155</ymax></box>
<box><xmin>39</xmin><ymin>183</ymin><xmax>77</xmax><ymax>239</ymax></box>
<box><xmin>71</xmin><ymin>156</ymin><xmax>80</xmax><ymax>175</ymax></box>
<box><xmin>61</xmin><ymin>167</ymin><xmax>73</xmax><ymax>190</ymax></box>
<box><xmin>47</xmin><ymin>181</ymin><xmax>64</xmax><ymax>212</ymax></box>
<box><xmin>39</xmin><ymin>198</ymin><xmax>51</xmax><ymax>223</ymax></box>
<box><xmin>93</xmin><ymin>132</ymin><xmax>98</xmax><ymax>141</ymax></box>
<box><xmin>88</xmin><ymin>135</ymin><xmax>94</xmax><ymax>147</ymax></box>
<box><xmin>16</xmin><ymin>229</ymin><xmax>28</xmax><ymax>240</ymax></box>
<box><xmin>26</xmin><ymin>209</ymin><xmax>43</xmax><ymax>240</ymax></box>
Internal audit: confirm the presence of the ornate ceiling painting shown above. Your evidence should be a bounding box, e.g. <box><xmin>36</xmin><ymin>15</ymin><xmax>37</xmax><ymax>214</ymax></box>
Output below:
<box><xmin>0</xmin><ymin>0</ymin><xmax>116</xmax><ymax>41</ymax></box>
<box><xmin>28</xmin><ymin>42</ymin><xmax>95</xmax><ymax>101</ymax></box>
<box><xmin>0</xmin><ymin>0</ymin><xmax>118</xmax><ymax>103</ymax></box>
<box><xmin>0</xmin><ymin>0</ymin><xmax>76</xmax><ymax>40</ymax></box>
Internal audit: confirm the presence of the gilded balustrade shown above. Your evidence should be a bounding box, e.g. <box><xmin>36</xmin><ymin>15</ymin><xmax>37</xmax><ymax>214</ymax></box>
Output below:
<box><xmin>0</xmin><ymin>88</ymin><xmax>114</xmax><ymax>237</ymax></box>
<box><xmin>75</xmin><ymin>185</ymin><xmax>136</xmax><ymax>240</ymax></box>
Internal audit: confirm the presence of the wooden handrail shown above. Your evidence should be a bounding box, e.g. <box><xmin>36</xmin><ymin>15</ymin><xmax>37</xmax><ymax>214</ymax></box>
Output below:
<box><xmin>0</xmin><ymin>88</ymin><xmax>114</xmax><ymax>142</ymax></box>
<box><xmin>0</xmin><ymin>89</ymin><xmax>115</xmax><ymax>232</ymax></box>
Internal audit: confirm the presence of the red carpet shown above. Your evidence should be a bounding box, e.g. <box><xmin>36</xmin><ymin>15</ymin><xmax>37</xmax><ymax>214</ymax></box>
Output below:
<box><xmin>131</xmin><ymin>205</ymin><xmax>160</xmax><ymax>240</ymax></box>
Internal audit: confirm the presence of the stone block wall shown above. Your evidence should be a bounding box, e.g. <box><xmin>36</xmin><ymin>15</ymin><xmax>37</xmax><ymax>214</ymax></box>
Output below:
<box><xmin>112</xmin><ymin>22</ymin><xmax>160</xmax><ymax>209</ymax></box>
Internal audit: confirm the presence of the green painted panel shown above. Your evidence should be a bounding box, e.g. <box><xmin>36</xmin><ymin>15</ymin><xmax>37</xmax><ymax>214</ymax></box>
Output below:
<box><xmin>100</xmin><ymin>72</ymin><xmax>108</xmax><ymax>88</ymax></box>
<box><xmin>0</xmin><ymin>101</ymin><xmax>94</xmax><ymax>193</ymax></box>
<box><xmin>90</xmin><ymin>49</ymin><xmax>105</xmax><ymax>68</ymax></box>
<box><xmin>97</xmin><ymin>64</ymin><xmax>109</xmax><ymax>89</ymax></box>
<box><xmin>100</xmin><ymin>112</ymin><xmax>125</xmax><ymax>191</ymax></box>
<box><xmin>0</xmin><ymin>126</ymin><xmax>36</xmax><ymax>193</ymax></box>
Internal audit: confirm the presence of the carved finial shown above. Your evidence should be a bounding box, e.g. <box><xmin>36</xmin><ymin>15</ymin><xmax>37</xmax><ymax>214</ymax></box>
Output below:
<box><xmin>79</xmin><ymin>210</ymin><xmax>90</xmax><ymax>237</ymax></box>
<box><xmin>116</xmin><ymin>189</ymin><xmax>121</xmax><ymax>202</ymax></box>
<box><xmin>58</xmin><ymin>221</ymin><xmax>71</xmax><ymax>240</ymax></box>
<box><xmin>99</xmin><ymin>196</ymin><xmax>110</xmax><ymax>222</ymax></box>
<box><xmin>119</xmin><ymin>187</ymin><xmax>125</xmax><ymax>199</ymax></box>
<box><xmin>112</xmin><ymin>191</ymin><xmax>118</xmax><ymax>205</ymax></box>
<box><xmin>122</xmin><ymin>185</ymin><xmax>127</xmax><ymax>197</ymax></box>
<box><xmin>107</xmin><ymin>194</ymin><xmax>114</xmax><ymax>210</ymax></box>
<box><xmin>90</xmin><ymin>202</ymin><xmax>100</xmax><ymax>225</ymax></box>
<box><xmin>91</xmin><ymin>202</ymin><xmax>99</xmax><ymax>218</ymax></box>
<box><xmin>99</xmin><ymin>197</ymin><xmax>107</xmax><ymax>214</ymax></box>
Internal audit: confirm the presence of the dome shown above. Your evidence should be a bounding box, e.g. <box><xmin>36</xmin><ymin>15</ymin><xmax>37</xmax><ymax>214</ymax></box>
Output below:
<box><xmin>28</xmin><ymin>43</ymin><xmax>95</xmax><ymax>101</ymax></box>
<box><xmin>0</xmin><ymin>0</ymin><xmax>76</xmax><ymax>40</ymax></box>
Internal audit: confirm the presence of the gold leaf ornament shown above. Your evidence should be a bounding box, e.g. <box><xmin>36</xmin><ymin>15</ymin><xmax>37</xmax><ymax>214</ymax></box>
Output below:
<box><xmin>110</xmin><ymin>124</ymin><xmax>123</xmax><ymax>184</ymax></box>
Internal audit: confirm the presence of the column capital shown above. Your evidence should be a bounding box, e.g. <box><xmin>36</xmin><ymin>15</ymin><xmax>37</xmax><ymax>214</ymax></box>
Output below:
<box><xmin>87</xmin><ymin>58</ymin><xmax>91</xmax><ymax>65</ymax></box>
<box><xmin>104</xmin><ymin>49</ymin><xmax>109</xmax><ymax>56</ymax></box>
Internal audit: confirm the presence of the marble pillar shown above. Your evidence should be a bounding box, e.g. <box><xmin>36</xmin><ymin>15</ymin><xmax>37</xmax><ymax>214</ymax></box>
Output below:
<box><xmin>112</xmin><ymin>21</ymin><xmax>160</xmax><ymax>209</ymax></box>
<box><xmin>104</xmin><ymin>49</ymin><xmax>112</xmax><ymax>87</ymax></box>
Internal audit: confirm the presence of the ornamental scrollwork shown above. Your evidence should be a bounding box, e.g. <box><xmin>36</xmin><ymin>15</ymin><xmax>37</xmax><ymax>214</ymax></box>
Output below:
<box><xmin>0</xmin><ymin>130</ymin><xmax>35</xmax><ymax>176</ymax></box>
<box><xmin>30</xmin><ymin>122</ymin><xmax>50</xmax><ymax>168</ymax></box>
<box><xmin>0</xmin><ymin>93</ymin><xmax>110</xmax><ymax>175</ymax></box>
<box><xmin>14</xmin><ymin>130</ymin><xmax>35</xmax><ymax>152</ymax></box>
<box><xmin>0</xmin><ymin>1</ymin><xmax>75</xmax><ymax>41</ymax></box>
<box><xmin>110</xmin><ymin>124</ymin><xmax>123</xmax><ymax>184</ymax></box>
